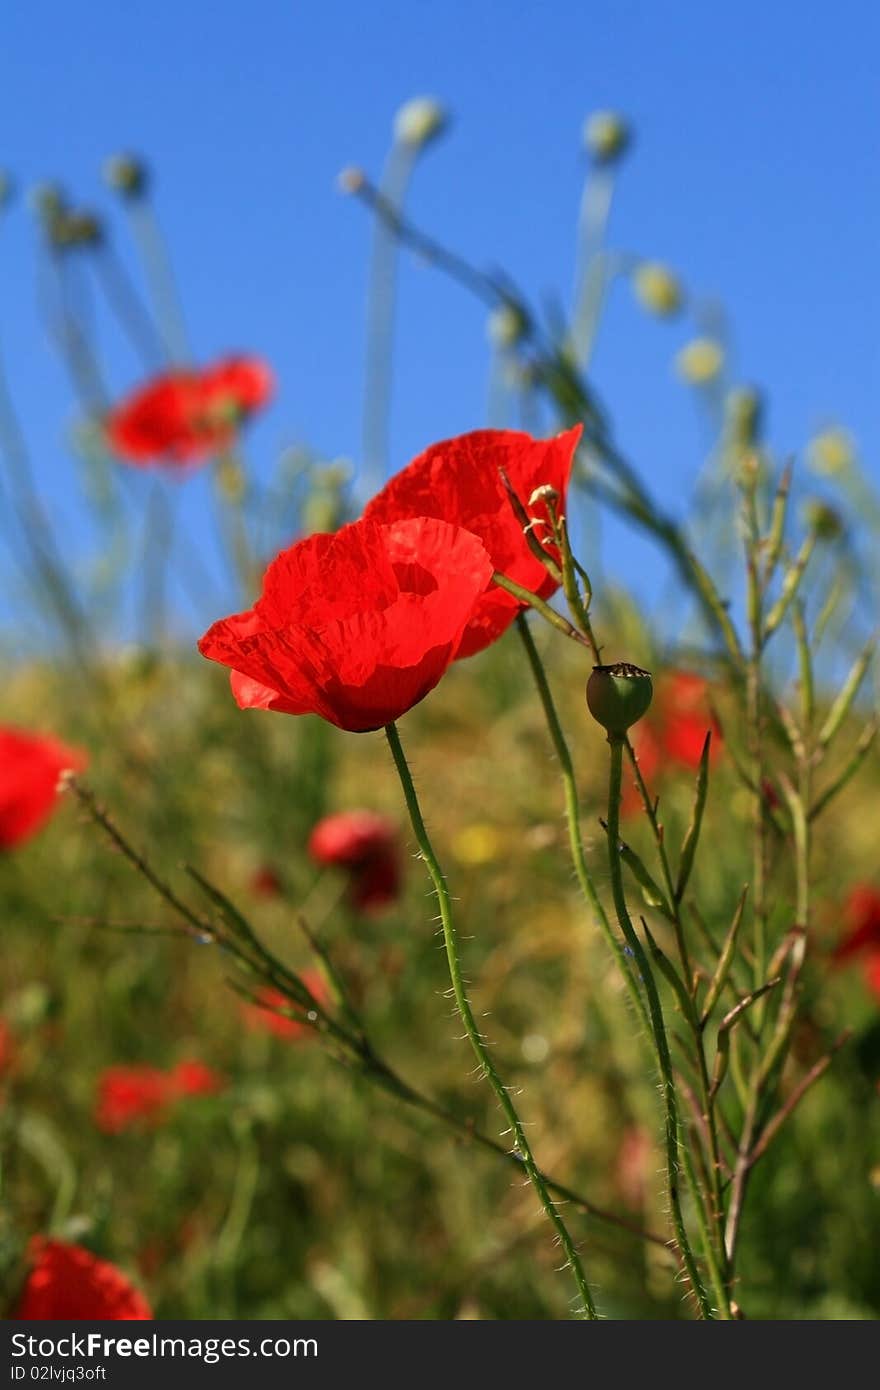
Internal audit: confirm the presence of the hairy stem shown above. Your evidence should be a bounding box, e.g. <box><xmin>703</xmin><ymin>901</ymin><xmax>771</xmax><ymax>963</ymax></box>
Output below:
<box><xmin>385</xmin><ymin>720</ymin><xmax>598</xmax><ymax>1318</ymax></box>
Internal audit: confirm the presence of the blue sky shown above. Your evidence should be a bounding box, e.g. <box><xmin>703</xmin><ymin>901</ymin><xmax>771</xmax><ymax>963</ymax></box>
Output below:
<box><xmin>2</xmin><ymin>0</ymin><xmax>877</xmax><ymax>642</ymax></box>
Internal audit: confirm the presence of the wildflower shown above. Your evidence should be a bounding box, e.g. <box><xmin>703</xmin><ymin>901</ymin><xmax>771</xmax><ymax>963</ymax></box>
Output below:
<box><xmin>13</xmin><ymin>1239</ymin><xmax>152</xmax><ymax>1320</ymax></box>
<box><xmin>168</xmin><ymin>1059</ymin><xmax>225</xmax><ymax>1098</ymax></box>
<box><xmin>95</xmin><ymin>1060</ymin><xmax>223</xmax><ymax>1132</ymax></box>
<box><xmin>676</xmin><ymin>338</ymin><xmax>724</xmax><ymax>385</ymax></box>
<box><xmin>94</xmin><ymin>1065</ymin><xmax>172</xmax><ymax>1133</ymax></box>
<box><xmin>308</xmin><ymin>811</ymin><xmax>400</xmax><ymax>912</ymax></box>
<box><xmin>0</xmin><ymin>727</ymin><xmax>86</xmax><ymax>851</ymax></box>
<box><xmin>106</xmin><ymin>356</ymin><xmax>273</xmax><ymax>466</ymax></box>
<box><xmin>622</xmin><ymin>674</ymin><xmax>720</xmax><ymax>816</ymax></box>
<box><xmin>242</xmin><ymin>972</ymin><xmax>329</xmax><ymax>1042</ymax></box>
<box><xmin>833</xmin><ymin>886</ymin><xmax>880</xmax><ymax>963</ymax></box>
<box><xmin>583</xmin><ymin>111</ymin><xmax>631</xmax><ymax>164</ymax></box>
<box><xmin>198</xmin><ymin>515</ymin><xmax>494</xmax><ymax>730</ymax></box>
<box><xmin>632</xmin><ymin>263</ymin><xmax>683</xmax><ymax>317</ymax></box>
<box><xmin>364</xmin><ymin>427</ymin><xmax>582</xmax><ymax>657</ymax></box>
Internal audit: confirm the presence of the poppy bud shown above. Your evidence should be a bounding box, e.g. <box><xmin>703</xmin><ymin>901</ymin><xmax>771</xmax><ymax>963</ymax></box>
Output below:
<box><xmin>393</xmin><ymin>97</ymin><xmax>448</xmax><ymax>149</ymax></box>
<box><xmin>675</xmin><ymin>337</ymin><xmax>724</xmax><ymax>385</ymax></box>
<box><xmin>724</xmin><ymin>386</ymin><xmax>762</xmax><ymax>448</ymax></box>
<box><xmin>487</xmin><ymin>302</ymin><xmax>529</xmax><ymax>348</ymax></box>
<box><xmin>103</xmin><ymin>153</ymin><xmax>148</xmax><ymax>197</ymax></box>
<box><xmin>632</xmin><ymin>262</ymin><xmax>683</xmax><ymax>317</ymax></box>
<box><xmin>583</xmin><ymin>111</ymin><xmax>631</xmax><ymax>164</ymax></box>
<box><xmin>808</xmin><ymin>426</ymin><xmax>855</xmax><ymax>477</ymax></box>
<box><xmin>802</xmin><ymin>498</ymin><xmax>843</xmax><ymax>541</ymax></box>
<box><xmin>52</xmin><ymin>209</ymin><xmax>103</xmax><ymax>249</ymax></box>
<box><xmin>337</xmin><ymin>166</ymin><xmax>366</xmax><ymax>195</ymax></box>
<box><xmin>587</xmin><ymin>662</ymin><xmax>653</xmax><ymax>738</ymax></box>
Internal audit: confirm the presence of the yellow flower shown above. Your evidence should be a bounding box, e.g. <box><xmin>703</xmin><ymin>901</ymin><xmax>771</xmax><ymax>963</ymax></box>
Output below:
<box><xmin>450</xmin><ymin>823</ymin><xmax>503</xmax><ymax>866</ymax></box>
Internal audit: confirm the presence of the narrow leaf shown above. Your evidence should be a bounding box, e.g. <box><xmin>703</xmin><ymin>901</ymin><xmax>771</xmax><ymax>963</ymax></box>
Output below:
<box><xmin>700</xmin><ymin>885</ymin><xmax>749</xmax><ymax>1026</ymax></box>
<box><xmin>817</xmin><ymin>636</ymin><xmax>875</xmax><ymax>750</ymax></box>
<box><xmin>675</xmin><ymin>730</ymin><xmax>712</xmax><ymax>903</ymax></box>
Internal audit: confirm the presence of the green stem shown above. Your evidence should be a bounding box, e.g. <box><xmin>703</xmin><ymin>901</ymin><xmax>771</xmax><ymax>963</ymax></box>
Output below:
<box><xmin>605</xmin><ymin>735</ymin><xmax>715</xmax><ymax>1319</ymax></box>
<box><xmin>515</xmin><ymin>615</ymin><xmax>648</xmax><ymax>1033</ymax></box>
<box><xmin>384</xmin><ymin>720</ymin><xmax>598</xmax><ymax>1319</ymax></box>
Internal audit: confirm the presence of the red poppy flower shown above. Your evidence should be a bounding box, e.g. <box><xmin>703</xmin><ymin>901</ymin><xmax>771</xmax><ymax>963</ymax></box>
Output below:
<box><xmin>13</xmin><ymin>1239</ymin><xmax>152</xmax><ymax>1320</ymax></box>
<box><xmin>242</xmin><ymin>972</ymin><xmax>328</xmax><ymax>1042</ymax></box>
<box><xmin>864</xmin><ymin>953</ymin><xmax>880</xmax><ymax>1002</ymax></box>
<box><xmin>95</xmin><ymin>1066</ymin><xmax>171</xmax><ymax>1133</ymax></box>
<box><xmin>198</xmin><ymin>515</ymin><xmax>494</xmax><ymax>732</ymax></box>
<box><xmin>363</xmin><ymin>427</ymin><xmax>582</xmax><ymax>657</ymax></box>
<box><xmin>168</xmin><ymin>1059</ymin><xmax>225</xmax><ymax>1098</ymax></box>
<box><xmin>94</xmin><ymin>1060</ymin><xmax>223</xmax><ymax>1132</ymax></box>
<box><xmin>308</xmin><ymin>810</ymin><xmax>400</xmax><ymax>912</ymax></box>
<box><xmin>0</xmin><ymin>727</ymin><xmax>86</xmax><ymax>851</ymax></box>
<box><xmin>658</xmin><ymin>673</ymin><xmax>721</xmax><ymax>768</ymax></box>
<box><xmin>106</xmin><ymin>355</ymin><xmax>273</xmax><ymax>466</ymax></box>
<box><xmin>833</xmin><ymin>885</ymin><xmax>880</xmax><ymax>963</ymax></box>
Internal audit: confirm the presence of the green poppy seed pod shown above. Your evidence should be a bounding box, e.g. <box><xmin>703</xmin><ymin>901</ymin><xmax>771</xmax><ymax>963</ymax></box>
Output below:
<box><xmin>393</xmin><ymin>97</ymin><xmax>448</xmax><ymax>150</ymax></box>
<box><xmin>587</xmin><ymin>662</ymin><xmax>653</xmax><ymax>738</ymax></box>
<box><xmin>808</xmin><ymin>426</ymin><xmax>855</xmax><ymax>477</ymax></box>
<box><xmin>676</xmin><ymin>337</ymin><xmax>724</xmax><ymax>385</ymax></box>
<box><xmin>802</xmin><ymin>498</ymin><xmax>843</xmax><ymax>541</ymax></box>
<box><xmin>103</xmin><ymin>153</ymin><xmax>148</xmax><ymax>197</ymax></box>
<box><xmin>583</xmin><ymin>111</ymin><xmax>631</xmax><ymax>164</ymax></box>
<box><xmin>633</xmin><ymin>262</ymin><xmax>683</xmax><ymax>317</ymax></box>
<box><xmin>487</xmin><ymin>301</ymin><xmax>529</xmax><ymax>349</ymax></box>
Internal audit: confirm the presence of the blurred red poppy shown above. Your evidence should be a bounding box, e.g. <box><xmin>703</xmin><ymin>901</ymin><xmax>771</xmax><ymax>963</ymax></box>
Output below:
<box><xmin>657</xmin><ymin>673</ymin><xmax>721</xmax><ymax>769</ymax></box>
<box><xmin>623</xmin><ymin>673</ymin><xmax>720</xmax><ymax>818</ymax></box>
<box><xmin>95</xmin><ymin>1065</ymin><xmax>170</xmax><ymax>1133</ymax></box>
<box><xmin>364</xmin><ymin>427</ymin><xmax>582</xmax><ymax>657</ymax></box>
<box><xmin>242</xmin><ymin>972</ymin><xmax>328</xmax><ymax>1042</ymax></box>
<box><xmin>95</xmin><ymin>1060</ymin><xmax>224</xmax><ymax>1132</ymax></box>
<box><xmin>106</xmin><ymin>355</ymin><xmax>272</xmax><ymax>465</ymax></box>
<box><xmin>13</xmin><ymin>1239</ymin><xmax>152</xmax><ymax>1320</ymax></box>
<box><xmin>0</xmin><ymin>727</ymin><xmax>86</xmax><ymax>851</ymax></box>
<box><xmin>309</xmin><ymin>810</ymin><xmax>400</xmax><ymax>912</ymax></box>
<box><xmin>168</xmin><ymin>1059</ymin><xmax>225</xmax><ymax>1098</ymax></box>
<box><xmin>198</xmin><ymin>516</ymin><xmax>494</xmax><ymax>731</ymax></box>
<box><xmin>833</xmin><ymin>885</ymin><xmax>880</xmax><ymax>964</ymax></box>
